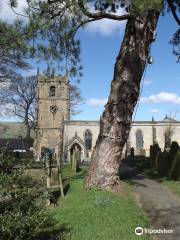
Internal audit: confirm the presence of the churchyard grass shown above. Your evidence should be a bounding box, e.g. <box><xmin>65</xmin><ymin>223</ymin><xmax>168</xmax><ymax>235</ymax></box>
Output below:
<box><xmin>49</xmin><ymin>165</ymin><xmax>152</xmax><ymax>240</ymax></box>
<box><xmin>162</xmin><ymin>180</ymin><xmax>180</xmax><ymax>198</ymax></box>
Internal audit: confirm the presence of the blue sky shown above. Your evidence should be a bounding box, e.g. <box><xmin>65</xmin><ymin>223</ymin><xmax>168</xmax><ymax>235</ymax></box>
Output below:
<box><xmin>1</xmin><ymin>1</ymin><xmax>180</xmax><ymax>122</ymax></box>
<box><xmin>75</xmin><ymin>12</ymin><xmax>180</xmax><ymax>121</ymax></box>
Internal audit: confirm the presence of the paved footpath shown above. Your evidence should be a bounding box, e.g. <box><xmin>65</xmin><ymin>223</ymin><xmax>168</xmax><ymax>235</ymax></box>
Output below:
<box><xmin>121</xmin><ymin>162</ymin><xmax>180</xmax><ymax>240</ymax></box>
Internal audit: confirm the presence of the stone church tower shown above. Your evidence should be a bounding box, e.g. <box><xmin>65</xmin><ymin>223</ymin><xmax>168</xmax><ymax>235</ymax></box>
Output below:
<box><xmin>34</xmin><ymin>72</ymin><xmax>70</xmax><ymax>160</ymax></box>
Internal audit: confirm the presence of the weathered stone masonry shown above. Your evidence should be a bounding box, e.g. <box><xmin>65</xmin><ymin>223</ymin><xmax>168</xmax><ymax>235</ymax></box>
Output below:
<box><xmin>34</xmin><ymin>75</ymin><xmax>180</xmax><ymax>161</ymax></box>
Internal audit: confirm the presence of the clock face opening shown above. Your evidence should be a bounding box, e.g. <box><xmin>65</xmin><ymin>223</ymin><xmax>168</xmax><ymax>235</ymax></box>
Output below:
<box><xmin>50</xmin><ymin>105</ymin><xmax>58</xmax><ymax>114</ymax></box>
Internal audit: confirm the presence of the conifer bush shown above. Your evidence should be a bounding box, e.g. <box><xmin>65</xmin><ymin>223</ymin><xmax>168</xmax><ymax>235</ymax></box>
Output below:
<box><xmin>150</xmin><ymin>142</ymin><xmax>180</xmax><ymax>180</ymax></box>
<box><xmin>150</xmin><ymin>143</ymin><xmax>161</xmax><ymax>168</ymax></box>
<box><xmin>170</xmin><ymin>151</ymin><xmax>180</xmax><ymax>180</ymax></box>
<box><xmin>167</xmin><ymin>141</ymin><xmax>179</xmax><ymax>179</ymax></box>
<box><xmin>157</xmin><ymin>151</ymin><xmax>169</xmax><ymax>177</ymax></box>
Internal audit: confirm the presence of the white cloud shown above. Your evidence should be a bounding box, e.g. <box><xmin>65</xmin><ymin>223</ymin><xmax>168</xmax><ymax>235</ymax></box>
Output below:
<box><xmin>0</xmin><ymin>0</ymin><xmax>27</xmax><ymax>22</ymax></box>
<box><xmin>1</xmin><ymin>1</ymin><xmax>126</xmax><ymax>35</ymax></box>
<box><xmin>144</xmin><ymin>79</ymin><xmax>152</xmax><ymax>86</ymax></box>
<box><xmin>0</xmin><ymin>103</ymin><xmax>14</xmax><ymax>117</ymax></box>
<box><xmin>85</xmin><ymin>5</ymin><xmax>126</xmax><ymax>36</ymax></box>
<box><xmin>87</xmin><ymin>98</ymin><xmax>107</xmax><ymax>106</ymax></box>
<box><xmin>150</xmin><ymin>109</ymin><xmax>161</xmax><ymax>113</ymax></box>
<box><xmin>141</xmin><ymin>92</ymin><xmax>180</xmax><ymax>104</ymax></box>
<box><xmin>85</xmin><ymin>18</ymin><xmax>126</xmax><ymax>36</ymax></box>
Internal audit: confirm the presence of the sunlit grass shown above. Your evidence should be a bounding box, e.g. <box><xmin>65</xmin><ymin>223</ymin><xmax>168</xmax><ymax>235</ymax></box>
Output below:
<box><xmin>50</xmin><ymin>165</ymin><xmax>152</xmax><ymax>240</ymax></box>
<box><xmin>162</xmin><ymin>180</ymin><xmax>180</xmax><ymax>198</ymax></box>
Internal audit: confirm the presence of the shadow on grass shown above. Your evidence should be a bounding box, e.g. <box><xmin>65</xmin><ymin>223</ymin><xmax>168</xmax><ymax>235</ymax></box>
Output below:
<box><xmin>63</xmin><ymin>167</ymin><xmax>86</xmax><ymax>182</ymax></box>
<box><xmin>62</xmin><ymin>167</ymin><xmax>86</xmax><ymax>196</ymax></box>
<box><xmin>119</xmin><ymin>156</ymin><xmax>168</xmax><ymax>187</ymax></box>
<box><xmin>34</xmin><ymin>223</ymin><xmax>71</xmax><ymax>240</ymax></box>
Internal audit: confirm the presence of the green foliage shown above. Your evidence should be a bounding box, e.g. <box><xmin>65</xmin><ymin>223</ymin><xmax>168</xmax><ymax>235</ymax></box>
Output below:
<box><xmin>150</xmin><ymin>143</ymin><xmax>161</xmax><ymax>168</ymax></box>
<box><xmin>131</xmin><ymin>0</ymin><xmax>163</xmax><ymax>13</ymax></box>
<box><xmin>0</xmin><ymin>149</ymin><xmax>63</xmax><ymax>240</ymax></box>
<box><xmin>150</xmin><ymin>142</ymin><xmax>180</xmax><ymax>180</ymax></box>
<box><xmin>170</xmin><ymin>29</ymin><xmax>180</xmax><ymax>62</ymax></box>
<box><xmin>156</xmin><ymin>151</ymin><xmax>169</xmax><ymax>177</ymax></box>
<box><xmin>23</xmin><ymin>1</ymin><xmax>82</xmax><ymax>84</ymax></box>
<box><xmin>170</xmin><ymin>151</ymin><xmax>180</xmax><ymax>180</ymax></box>
<box><xmin>155</xmin><ymin>150</ymin><xmax>160</xmax><ymax>172</ymax></box>
<box><xmin>168</xmin><ymin>141</ymin><xmax>179</xmax><ymax>174</ymax></box>
<box><xmin>0</xmin><ymin>20</ymin><xmax>28</xmax><ymax>82</ymax></box>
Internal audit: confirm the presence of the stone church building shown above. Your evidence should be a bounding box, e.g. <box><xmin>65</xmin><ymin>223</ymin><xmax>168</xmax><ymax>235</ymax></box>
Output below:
<box><xmin>34</xmin><ymin>74</ymin><xmax>180</xmax><ymax>161</ymax></box>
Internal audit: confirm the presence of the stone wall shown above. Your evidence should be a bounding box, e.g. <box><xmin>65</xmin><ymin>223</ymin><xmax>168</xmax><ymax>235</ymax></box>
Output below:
<box><xmin>63</xmin><ymin>120</ymin><xmax>180</xmax><ymax>160</ymax></box>
<box><xmin>34</xmin><ymin>75</ymin><xmax>180</xmax><ymax>162</ymax></box>
<box><xmin>34</xmin><ymin>75</ymin><xmax>70</xmax><ymax>159</ymax></box>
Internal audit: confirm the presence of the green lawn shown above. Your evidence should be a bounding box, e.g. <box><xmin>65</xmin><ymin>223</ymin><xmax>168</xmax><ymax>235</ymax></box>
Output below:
<box><xmin>162</xmin><ymin>180</ymin><xmax>180</xmax><ymax>198</ymax></box>
<box><xmin>50</xmin><ymin>166</ymin><xmax>152</xmax><ymax>240</ymax></box>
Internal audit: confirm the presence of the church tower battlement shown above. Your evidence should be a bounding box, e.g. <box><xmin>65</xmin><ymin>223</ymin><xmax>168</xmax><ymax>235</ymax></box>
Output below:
<box><xmin>34</xmin><ymin>72</ymin><xmax>70</xmax><ymax>160</ymax></box>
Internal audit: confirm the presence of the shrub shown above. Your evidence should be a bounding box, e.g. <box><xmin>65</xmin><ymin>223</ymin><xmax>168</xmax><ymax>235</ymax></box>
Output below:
<box><xmin>0</xmin><ymin>149</ymin><xmax>65</xmax><ymax>240</ymax></box>
<box><xmin>170</xmin><ymin>151</ymin><xmax>180</xmax><ymax>180</ymax></box>
<box><xmin>150</xmin><ymin>144</ymin><xmax>161</xmax><ymax>168</ymax></box>
<box><xmin>156</xmin><ymin>151</ymin><xmax>169</xmax><ymax>177</ymax></box>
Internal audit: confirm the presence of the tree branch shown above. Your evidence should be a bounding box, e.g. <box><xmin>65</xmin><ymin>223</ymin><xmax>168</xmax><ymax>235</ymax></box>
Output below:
<box><xmin>72</xmin><ymin>18</ymin><xmax>103</xmax><ymax>39</ymax></box>
<box><xmin>78</xmin><ymin>0</ymin><xmax>132</xmax><ymax>21</ymax></box>
<box><xmin>167</xmin><ymin>0</ymin><xmax>180</xmax><ymax>25</ymax></box>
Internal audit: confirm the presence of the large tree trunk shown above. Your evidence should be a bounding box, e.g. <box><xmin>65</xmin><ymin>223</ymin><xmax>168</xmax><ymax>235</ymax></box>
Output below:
<box><xmin>85</xmin><ymin>10</ymin><xmax>160</xmax><ymax>189</ymax></box>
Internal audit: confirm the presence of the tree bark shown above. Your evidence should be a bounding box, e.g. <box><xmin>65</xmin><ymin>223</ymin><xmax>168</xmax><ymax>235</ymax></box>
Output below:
<box><xmin>85</xmin><ymin>10</ymin><xmax>160</xmax><ymax>189</ymax></box>
<box><xmin>24</xmin><ymin>111</ymin><xmax>31</xmax><ymax>139</ymax></box>
<box><xmin>25</xmin><ymin>123</ymin><xmax>31</xmax><ymax>139</ymax></box>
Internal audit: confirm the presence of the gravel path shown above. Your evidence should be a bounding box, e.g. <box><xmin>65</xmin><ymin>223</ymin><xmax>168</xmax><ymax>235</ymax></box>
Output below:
<box><xmin>121</xmin><ymin>161</ymin><xmax>180</xmax><ymax>240</ymax></box>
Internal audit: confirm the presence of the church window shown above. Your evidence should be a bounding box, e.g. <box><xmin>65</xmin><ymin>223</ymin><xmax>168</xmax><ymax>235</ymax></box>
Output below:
<box><xmin>49</xmin><ymin>86</ymin><xmax>56</xmax><ymax>97</ymax></box>
<box><xmin>136</xmin><ymin>129</ymin><xmax>144</xmax><ymax>150</ymax></box>
<box><xmin>84</xmin><ymin>129</ymin><xmax>92</xmax><ymax>150</ymax></box>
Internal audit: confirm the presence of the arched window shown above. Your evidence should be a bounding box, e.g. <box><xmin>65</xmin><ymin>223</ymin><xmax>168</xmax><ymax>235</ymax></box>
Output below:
<box><xmin>136</xmin><ymin>129</ymin><xmax>144</xmax><ymax>150</ymax></box>
<box><xmin>49</xmin><ymin>86</ymin><xmax>56</xmax><ymax>97</ymax></box>
<box><xmin>84</xmin><ymin>130</ymin><xmax>92</xmax><ymax>150</ymax></box>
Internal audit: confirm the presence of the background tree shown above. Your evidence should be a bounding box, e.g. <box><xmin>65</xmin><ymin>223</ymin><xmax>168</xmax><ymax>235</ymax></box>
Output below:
<box><xmin>170</xmin><ymin>29</ymin><xmax>180</xmax><ymax>62</ymax></box>
<box><xmin>163</xmin><ymin>113</ymin><xmax>177</xmax><ymax>149</ymax></box>
<box><xmin>0</xmin><ymin>75</ymin><xmax>83</xmax><ymax>138</ymax></box>
<box><xmin>0</xmin><ymin>20</ymin><xmax>28</xmax><ymax>82</ymax></box>
<box><xmin>69</xmin><ymin>84</ymin><xmax>84</xmax><ymax>116</ymax></box>
<box><xmin>0</xmin><ymin>13</ymin><xmax>37</xmax><ymax>139</ymax></box>
<box><xmin>0</xmin><ymin>75</ymin><xmax>37</xmax><ymax>139</ymax></box>
<box><xmin>0</xmin><ymin>5</ymin><xmax>83</xmax><ymax>138</ymax></box>
<box><xmin>11</xmin><ymin>0</ymin><xmax>180</xmax><ymax>188</ymax></box>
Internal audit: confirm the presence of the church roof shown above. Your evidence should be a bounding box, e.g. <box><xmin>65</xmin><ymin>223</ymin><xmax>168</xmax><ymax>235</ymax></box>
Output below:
<box><xmin>162</xmin><ymin>115</ymin><xmax>177</xmax><ymax>122</ymax></box>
